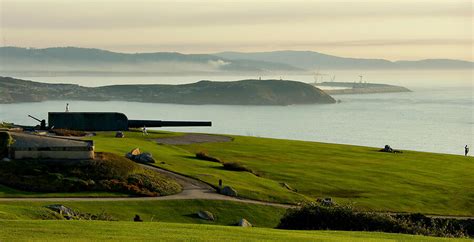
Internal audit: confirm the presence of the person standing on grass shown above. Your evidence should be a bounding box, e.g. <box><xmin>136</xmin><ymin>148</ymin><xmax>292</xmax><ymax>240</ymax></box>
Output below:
<box><xmin>465</xmin><ymin>145</ymin><xmax>469</xmax><ymax>156</ymax></box>
<box><xmin>142</xmin><ymin>125</ymin><xmax>148</xmax><ymax>135</ymax></box>
<box><xmin>65</xmin><ymin>103</ymin><xmax>69</xmax><ymax>112</ymax></box>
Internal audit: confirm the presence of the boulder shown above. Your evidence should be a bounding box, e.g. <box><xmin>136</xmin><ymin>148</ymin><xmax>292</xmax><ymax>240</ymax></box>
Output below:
<box><xmin>126</xmin><ymin>149</ymin><xmax>155</xmax><ymax>163</ymax></box>
<box><xmin>197</xmin><ymin>210</ymin><xmax>215</xmax><ymax>221</ymax></box>
<box><xmin>45</xmin><ymin>204</ymin><xmax>76</xmax><ymax>219</ymax></box>
<box><xmin>238</xmin><ymin>218</ymin><xmax>252</xmax><ymax>227</ymax></box>
<box><xmin>1</xmin><ymin>157</ymin><xmax>11</xmax><ymax>162</ymax></box>
<box><xmin>130</xmin><ymin>148</ymin><xmax>141</xmax><ymax>156</ymax></box>
<box><xmin>137</xmin><ymin>152</ymin><xmax>155</xmax><ymax>163</ymax></box>
<box><xmin>220</xmin><ymin>186</ymin><xmax>238</xmax><ymax>197</ymax></box>
<box><xmin>317</xmin><ymin>197</ymin><xmax>335</xmax><ymax>206</ymax></box>
<box><xmin>280</xmin><ymin>182</ymin><xmax>297</xmax><ymax>192</ymax></box>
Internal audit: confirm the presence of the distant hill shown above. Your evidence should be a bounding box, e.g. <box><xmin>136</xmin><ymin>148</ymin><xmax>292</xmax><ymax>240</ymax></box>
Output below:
<box><xmin>0</xmin><ymin>47</ymin><xmax>301</xmax><ymax>75</ymax></box>
<box><xmin>0</xmin><ymin>76</ymin><xmax>335</xmax><ymax>105</ymax></box>
<box><xmin>215</xmin><ymin>50</ymin><xmax>473</xmax><ymax>70</ymax></box>
<box><xmin>1</xmin><ymin>47</ymin><xmax>470</xmax><ymax>76</ymax></box>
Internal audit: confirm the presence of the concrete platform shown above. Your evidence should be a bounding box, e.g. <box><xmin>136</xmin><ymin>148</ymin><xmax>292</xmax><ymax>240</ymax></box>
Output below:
<box><xmin>9</xmin><ymin>132</ymin><xmax>94</xmax><ymax>160</ymax></box>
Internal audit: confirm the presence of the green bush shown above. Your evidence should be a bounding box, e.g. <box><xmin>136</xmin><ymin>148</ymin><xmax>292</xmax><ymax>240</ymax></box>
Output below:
<box><xmin>222</xmin><ymin>162</ymin><xmax>253</xmax><ymax>173</ymax></box>
<box><xmin>128</xmin><ymin>170</ymin><xmax>182</xmax><ymax>196</ymax></box>
<box><xmin>195</xmin><ymin>152</ymin><xmax>221</xmax><ymax>163</ymax></box>
<box><xmin>278</xmin><ymin>202</ymin><xmax>469</xmax><ymax>238</ymax></box>
<box><xmin>0</xmin><ymin>132</ymin><xmax>12</xmax><ymax>158</ymax></box>
<box><xmin>0</xmin><ymin>122</ymin><xmax>14</xmax><ymax>129</ymax></box>
<box><xmin>50</xmin><ymin>129</ymin><xmax>86</xmax><ymax>137</ymax></box>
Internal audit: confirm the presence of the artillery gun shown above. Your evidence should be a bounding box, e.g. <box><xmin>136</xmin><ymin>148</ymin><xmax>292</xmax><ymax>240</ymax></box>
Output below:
<box><xmin>47</xmin><ymin>112</ymin><xmax>211</xmax><ymax>131</ymax></box>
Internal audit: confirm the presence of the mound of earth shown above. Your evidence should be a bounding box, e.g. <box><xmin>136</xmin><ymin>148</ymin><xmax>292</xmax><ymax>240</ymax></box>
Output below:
<box><xmin>0</xmin><ymin>152</ymin><xmax>181</xmax><ymax>196</ymax></box>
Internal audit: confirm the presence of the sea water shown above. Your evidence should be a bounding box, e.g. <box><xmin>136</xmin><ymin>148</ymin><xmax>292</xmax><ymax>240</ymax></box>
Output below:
<box><xmin>0</xmin><ymin>72</ymin><xmax>472</xmax><ymax>155</ymax></box>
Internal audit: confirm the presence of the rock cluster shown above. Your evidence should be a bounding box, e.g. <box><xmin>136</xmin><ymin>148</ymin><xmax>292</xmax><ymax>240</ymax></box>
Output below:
<box><xmin>125</xmin><ymin>148</ymin><xmax>155</xmax><ymax>163</ymax></box>
<box><xmin>45</xmin><ymin>204</ymin><xmax>76</xmax><ymax>220</ymax></box>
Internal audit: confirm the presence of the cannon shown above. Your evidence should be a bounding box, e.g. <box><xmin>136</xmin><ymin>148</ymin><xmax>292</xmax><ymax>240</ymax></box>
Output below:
<box><xmin>28</xmin><ymin>115</ymin><xmax>47</xmax><ymax>130</ymax></box>
<box><xmin>48</xmin><ymin>112</ymin><xmax>211</xmax><ymax>131</ymax></box>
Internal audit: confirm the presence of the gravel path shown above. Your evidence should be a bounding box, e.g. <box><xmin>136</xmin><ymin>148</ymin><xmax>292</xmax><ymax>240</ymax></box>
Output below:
<box><xmin>155</xmin><ymin>133</ymin><xmax>233</xmax><ymax>145</ymax></box>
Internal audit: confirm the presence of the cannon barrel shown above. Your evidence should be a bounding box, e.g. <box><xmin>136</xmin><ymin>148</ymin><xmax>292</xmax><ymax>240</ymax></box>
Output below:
<box><xmin>128</xmin><ymin>120</ymin><xmax>212</xmax><ymax>128</ymax></box>
<box><xmin>28</xmin><ymin>115</ymin><xmax>42</xmax><ymax>123</ymax></box>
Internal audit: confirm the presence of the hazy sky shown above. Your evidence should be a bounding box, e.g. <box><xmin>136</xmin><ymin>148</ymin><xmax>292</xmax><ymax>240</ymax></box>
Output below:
<box><xmin>0</xmin><ymin>0</ymin><xmax>472</xmax><ymax>60</ymax></box>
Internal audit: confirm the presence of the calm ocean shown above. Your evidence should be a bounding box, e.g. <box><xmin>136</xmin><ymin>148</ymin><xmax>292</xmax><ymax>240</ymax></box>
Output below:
<box><xmin>1</xmin><ymin>72</ymin><xmax>472</xmax><ymax>155</ymax></box>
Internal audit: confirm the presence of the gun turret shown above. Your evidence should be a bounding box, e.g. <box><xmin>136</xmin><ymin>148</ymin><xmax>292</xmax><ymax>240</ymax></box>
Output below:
<box><xmin>28</xmin><ymin>115</ymin><xmax>46</xmax><ymax>130</ymax></box>
<box><xmin>48</xmin><ymin>112</ymin><xmax>211</xmax><ymax>131</ymax></box>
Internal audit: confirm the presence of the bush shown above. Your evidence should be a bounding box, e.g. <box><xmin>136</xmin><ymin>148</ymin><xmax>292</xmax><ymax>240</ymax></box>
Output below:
<box><xmin>127</xmin><ymin>170</ymin><xmax>182</xmax><ymax>196</ymax></box>
<box><xmin>50</xmin><ymin>129</ymin><xmax>86</xmax><ymax>137</ymax></box>
<box><xmin>0</xmin><ymin>122</ymin><xmax>14</xmax><ymax>129</ymax></box>
<box><xmin>277</xmin><ymin>202</ymin><xmax>469</xmax><ymax>238</ymax></box>
<box><xmin>222</xmin><ymin>162</ymin><xmax>253</xmax><ymax>173</ymax></box>
<box><xmin>195</xmin><ymin>152</ymin><xmax>221</xmax><ymax>163</ymax></box>
<box><xmin>0</xmin><ymin>132</ymin><xmax>12</xmax><ymax>158</ymax></box>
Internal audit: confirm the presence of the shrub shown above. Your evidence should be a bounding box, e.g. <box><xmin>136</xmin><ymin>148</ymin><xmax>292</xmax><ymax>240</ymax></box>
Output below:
<box><xmin>0</xmin><ymin>122</ymin><xmax>14</xmax><ymax>129</ymax></box>
<box><xmin>127</xmin><ymin>170</ymin><xmax>182</xmax><ymax>196</ymax></box>
<box><xmin>277</xmin><ymin>202</ymin><xmax>469</xmax><ymax>238</ymax></box>
<box><xmin>0</xmin><ymin>131</ymin><xmax>12</xmax><ymax>158</ymax></box>
<box><xmin>195</xmin><ymin>152</ymin><xmax>221</xmax><ymax>163</ymax></box>
<box><xmin>50</xmin><ymin>129</ymin><xmax>86</xmax><ymax>137</ymax></box>
<box><xmin>222</xmin><ymin>162</ymin><xmax>253</xmax><ymax>173</ymax></box>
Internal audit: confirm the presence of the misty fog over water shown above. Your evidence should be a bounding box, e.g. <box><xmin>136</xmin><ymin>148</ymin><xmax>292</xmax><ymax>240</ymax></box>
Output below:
<box><xmin>10</xmin><ymin>69</ymin><xmax>473</xmax><ymax>88</ymax></box>
<box><xmin>1</xmin><ymin>72</ymin><xmax>472</xmax><ymax>155</ymax></box>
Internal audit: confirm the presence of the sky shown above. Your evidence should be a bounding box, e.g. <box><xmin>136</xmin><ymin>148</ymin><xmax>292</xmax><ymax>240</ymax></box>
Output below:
<box><xmin>0</xmin><ymin>0</ymin><xmax>472</xmax><ymax>61</ymax></box>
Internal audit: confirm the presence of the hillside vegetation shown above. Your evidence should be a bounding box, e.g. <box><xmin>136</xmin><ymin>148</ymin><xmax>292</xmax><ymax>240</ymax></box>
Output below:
<box><xmin>0</xmin><ymin>152</ymin><xmax>181</xmax><ymax>196</ymax></box>
<box><xmin>0</xmin><ymin>76</ymin><xmax>335</xmax><ymax>105</ymax></box>
<box><xmin>89</xmin><ymin>131</ymin><xmax>474</xmax><ymax>216</ymax></box>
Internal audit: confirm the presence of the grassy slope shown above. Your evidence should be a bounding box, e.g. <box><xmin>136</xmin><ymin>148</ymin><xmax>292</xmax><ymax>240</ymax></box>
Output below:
<box><xmin>0</xmin><ymin>184</ymin><xmax>129</xmax><ymax>198</ymax></box>
<box><xmin>90</xmin><ymin>131</ymin><xmax>473</xmax><ymax>216</ymax></box>
<box><xmin>0</xmin><ymin>200</ymin><xmax>285</xmax><ymax>227</ymax></box>
<box><xmin>0</xmin><ymin>220</ymin><xmax>467</xmax><ymax>242</ymax></box>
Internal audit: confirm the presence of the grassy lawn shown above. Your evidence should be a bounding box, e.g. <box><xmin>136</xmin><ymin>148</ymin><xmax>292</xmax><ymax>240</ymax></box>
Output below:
<box><xmin>0</xmin><ymin>220</ymin><xmax>467</xmax><ymax>241</ymax></box>
<box><xmin>0</xmin><ymin>200</ymin><xmax>286</xmax><ymax>227</ymax></box>
<box><xmin>90</xmin><ymin>131</ymin><xmax>474</xmax><ymax>216</ymax></box>
<box><xmin>0</xmin><ymin>184</ymin><xmax>129</xmax><ymax>198</ymax></box>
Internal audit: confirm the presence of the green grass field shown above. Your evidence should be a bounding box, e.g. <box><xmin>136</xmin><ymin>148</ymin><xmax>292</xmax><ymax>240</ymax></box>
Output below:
<box><xmin>0</xmin><ymin>200</ymin><xmax>286</xmax><ymax>227</ymax></box>
<box><xmin>0</xmin><ymin>220</ymin><xmax>467</xmax><ymax>241</ymax></box>
<box><xmin>0</xmin><ymin>184</ymin><xmax>129</xmax><ymax>198</ymax></box>
<box><xmin>1</xmin><ymin>130</ymin><xmax>472</xmax><ymax>240</ymax></box>
<box><xmin>89</xmin><ymin>131</ymin><xmax>473</xmax><ymax>216</ymax></box>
